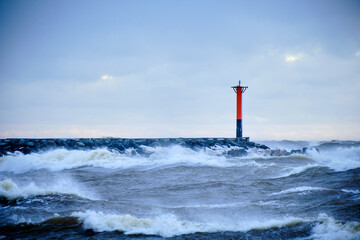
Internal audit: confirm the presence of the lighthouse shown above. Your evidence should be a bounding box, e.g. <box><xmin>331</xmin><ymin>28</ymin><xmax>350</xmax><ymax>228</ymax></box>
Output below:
<box><xmin>232</xmin><ymin>81</ymin><xmax>248</xmax><ymax>139</ymax></box>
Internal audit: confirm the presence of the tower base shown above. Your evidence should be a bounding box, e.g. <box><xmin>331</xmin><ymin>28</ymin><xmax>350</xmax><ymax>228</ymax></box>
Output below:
<box><xmin>235</xmin><ymin>137</ymin><xmax>250</xmax><ymax>143</ymax></box>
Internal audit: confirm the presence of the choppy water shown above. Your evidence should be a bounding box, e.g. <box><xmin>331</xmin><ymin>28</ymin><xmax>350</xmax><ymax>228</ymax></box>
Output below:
<box><xmin>1</xmin><ymin>140</ymin><xmax>359</xmax><ymax>239</ymax></box>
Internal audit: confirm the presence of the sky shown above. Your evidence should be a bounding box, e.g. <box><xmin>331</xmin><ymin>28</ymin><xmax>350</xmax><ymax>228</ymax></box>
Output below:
<box><xmin>0</xmin><ymin>0</ymin><xmax>359</xmax><ymax>140</ymax></box>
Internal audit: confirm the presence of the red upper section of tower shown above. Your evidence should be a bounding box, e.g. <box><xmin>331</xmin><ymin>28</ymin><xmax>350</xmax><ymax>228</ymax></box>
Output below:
<box><xmin>237</xmin><ymin>88</ymin><xmax>243</xmax><ymax>120</ymax></box>
<box><xmin>231</xmin><ymin>81</ymin><xmax>248</xmax><ymax>120</ymax></box>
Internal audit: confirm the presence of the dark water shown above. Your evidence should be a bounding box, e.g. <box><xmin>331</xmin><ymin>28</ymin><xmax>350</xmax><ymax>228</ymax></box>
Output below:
<box><xmin>0</xmin><ymin>140</ymin><xmax>359</xmax><ymax>239</ymax></box>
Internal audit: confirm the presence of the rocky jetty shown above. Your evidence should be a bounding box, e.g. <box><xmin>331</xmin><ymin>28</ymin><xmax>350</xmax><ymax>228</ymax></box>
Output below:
<box><xmin>0</xmin><ymin>138</ymin><xmax>270</xmax><ymax>157</ymax></box>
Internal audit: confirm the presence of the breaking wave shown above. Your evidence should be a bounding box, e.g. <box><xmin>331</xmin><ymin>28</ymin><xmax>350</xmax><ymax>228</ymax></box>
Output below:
<box><xmin>5</xmin><ymin>212</ymin><xmax>360</xmax><ymax>239</ymax></box>
<box><xmin>305</xmin><ymin>146</ymin><xmax>360</xmax><ymax>172</ymax></box>
<box><xmin>0</xmin><ymin>146</ymin><xmax>237</xmax><ymax>173</ymax></box>
<box><xmin>0</xmin><ymin>144</ymin><xmax>359</xmax><ymax>176</ymax></box>
<box><xmin>0</xmin><ymin>178</ymin><xmax>96</xmax><ymax>200</ymax></box>
<box><xmin>310</xmin><ymin>213</ymin><xmax>360</xmax><ymax>240</ymax></box>
<box><xmin>72</xmin><ymin>210</ymin><xmax>308</xmax><ymax>237</ymax></box>
<box><xmin>71</xmin><ymin>211</ymin><xmax>360</xmax><ymax>239</ymax></box>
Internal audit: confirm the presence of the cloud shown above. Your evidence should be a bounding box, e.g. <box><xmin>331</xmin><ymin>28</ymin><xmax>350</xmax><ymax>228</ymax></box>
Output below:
<box><xmin>101</xmin><ymin>74</ymin><xmax>113</xmax><ymax>80</ymax></box>
<box><xmin>284</xmin><ymin>53</ymin><xmax>305</xmax><ymax>62</ymax></box>
<box><xmin>89</xmin><ymin>74</ymin><xmax>117</xmax><ymax>87</ymax></box>
<box><xmin>285</xmin><ymin>55</ymin><xmax>297</xmax><ymax>62</ymax></box>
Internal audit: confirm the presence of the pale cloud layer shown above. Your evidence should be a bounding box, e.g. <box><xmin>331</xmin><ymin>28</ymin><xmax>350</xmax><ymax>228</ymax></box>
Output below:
<box><xmin>0</xmin><ymin>1</ymin><xmax>359</xmax><ymax>140</ymax></box>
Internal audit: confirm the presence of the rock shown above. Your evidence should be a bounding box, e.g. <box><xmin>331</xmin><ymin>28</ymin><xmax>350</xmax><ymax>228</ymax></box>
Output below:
<box><xmin>129</xmin><ymin>140</ymin><xmax>139</xmax><ymax>149</ymax></box>
<box><xmin>227</xmin><ymin>148</ymin><xmax>247</xmax><ymax>157</ymax></box>
<box><xmin>91</xmin><ymin>139</ymin><xmax>102</xmax><ymax>148</ymax></box>
<box><xmin>290</xmin><ymin>149</ymin><xmax>302</xmax><ymax>155</ymax></box>
<box><xmin>258</xmin><ymin>144</ymin><xmax>269</xmax><ymax>150</ymax></box>
<box><xmin>301</xmin><ymin>147</ymin><xmax>319</xmax><ymax>154</ymax></box>
<box><xmin>65</xmin><ymin>139</ymin><xmax>76</xmax><ymax>148</ymax></box>
<box><xmin>44</xmin><ymin>140</ymin><xmax>57</xmax><ymax>149</ymax></box>
<box><xmin>75</xmin><ymin>141</ymin><xmax>86</xmax><ymax>148</ymax></box>
<box><xmin>229</xmin><ymin>140</ymin><xmax>241</xmax><ymax>147</ymax></box>
<box><xmin>136</xmin><ymin>147</ymin><xmax>145</xmax><ymax>155</ymax></box>
<box><xmin>0</xmin><ymin>138</ymin><xmax>270</xmax><ymax>155</ymax></box>
<box><xmin>135</xmin><ymin>139</ymin><xmax>148</xmax><ymax>145</ymax></box>
<box><xmin>184</xmin><ymin>139</ymin><xmax>208</xmax><ymax>148</ymax></box>
<box><xmin>18</xmin><ymin>147</ymin><xmax>31</xmax><ymax>154</ymax></box>
<box><xmin>108</xmin><ymin>142</ymin><xmax>125</xmax><ymax>152</ymax></box>
<box><xmin>223</xmin><ymin>138</ymin><xmax>230</xmax><ymax>145</ymax></box>
<box><xmin>149</xmin><ymin>140</ymin><xmax>161</xmax><ymax>147</ymax></box>
<box><xmin>56</xmin><ymin>139</ymin><xmax>69</xmax><ymax>148</ymax></box>
<box><xmin>2</xmin><ymin>145</ymin><xmax>11</xmax><ymax>150</ymax></box>
<box><xmin>122</xmin><ymin>139</ymin><xmax>131</xmax><ymax>148</ymax></box>
<box><xmin>19</xmin><ymin>139</ymin><xmax>27</xmax><ymax>146</ymax></box>
<box><xmin>173</xmin><ymin>138</ymin><xmax>186</xmax><ymax>146</ymax></box>
<box><xmin>82</xmin><ymin>139</ymin><xmax>94</xmax><ymax>147</ymax></box>
<box><xmin>280</xmin><ymin>150</ymin><xmax>288</xmax><ymax>156</ymax></box>
<box><xmin>271</xmin><ymin>149</ymin><xmax>281</xmax><ymax>156</ymax></box>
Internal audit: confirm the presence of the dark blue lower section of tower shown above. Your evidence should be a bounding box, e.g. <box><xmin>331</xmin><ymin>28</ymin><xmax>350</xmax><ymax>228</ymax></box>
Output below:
<box><xmin>236</xmin><ymin>119</ymin><xmax>242</xmax><ymax>138</ymax></box>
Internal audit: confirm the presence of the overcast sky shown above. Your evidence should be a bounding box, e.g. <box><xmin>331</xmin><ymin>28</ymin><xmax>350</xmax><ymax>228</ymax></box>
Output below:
<box><xmin>0</xmin><ymin>0</ymin><xmax>359</xmax><ymax>140</ymax></box>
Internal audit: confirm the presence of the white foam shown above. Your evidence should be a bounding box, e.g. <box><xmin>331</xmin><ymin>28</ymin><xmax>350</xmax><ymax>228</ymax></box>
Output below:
<box><xmin>73</xmin><ymin>210</ymin><xmax>308</xmax><ymax>237</ymax></box>
<box><xmin>254</xmin><ymin>142</ymin><xmax>360</xmax><ymax>173</ymax></box>
<box><xmin>0</xmin><ymin>146</ymin><xmax>252</xmax><ymax>173</ymax></box>
<box><xmin>270</xmin><ymin>186</ymin><xmax>329</xmax><ymax>196</ymax></box>
<box><xmin>310</xmin><ymin>213</ymin><xmax>360</xmax><ymax>240</ymax></box>
<box><xmin>341</xmin><ymin>189</ymin><xmax>360</xmax><ymax>194</ymax></box>
<box><xmin>306</xmin><ymin>146</ymin><xmax>360</xmax><ymax>172</ymax></box>
<box><xmin>0</xmin><ymin>149</ymin><xmax>133</xmax><ymax>173</ymax></box>
<box><xmin>142</xmin><ymin>145</ymin><xmax>234</xmax><ymax>168</ymax></box>
<box><xmin>1</xmin><ymin>144</ymin><xmax>358</xmax><ymax>174</ymax></box>
<box><xmin>0</xmin><ymin>178</ymin><xmax>96</xmax><ymax>200</ymax></box>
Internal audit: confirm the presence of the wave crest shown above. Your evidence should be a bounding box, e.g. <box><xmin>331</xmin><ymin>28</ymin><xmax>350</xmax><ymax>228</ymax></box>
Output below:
<box><xmin>0</xmin><ymin>146</ymin><xmax>238</xmax><ymax>173</ymax></box>
<box><xmin>305</xmin><ymin>146</ymin><xmax>360</xmax><ymax>172</ymax></box>
<box><xmin>72</xmin><ymin>210</ymin><xmax>308</xmax><ymax>237</ymax></box>
<box><xmin>0</xmin><ymin>178</ymin><xmax>96</xmax><ymax>200</ymax></box>
<box><xmin>311</xmin><ymin>213</ymin><xmax>360</xmax><ymax>240</ymax></box>
<box><xmin>270</xmin><ymin>186</ymin><xmax>329</xmax><ymax>196</ymax></box>
<box><xmin>1</xmin><ymin>144</ymin><xmax>359</xmax><ymax>175</ymax></box>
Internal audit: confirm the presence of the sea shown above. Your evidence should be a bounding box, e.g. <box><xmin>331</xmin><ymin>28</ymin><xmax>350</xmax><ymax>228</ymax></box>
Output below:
<box><xmin>0</xmin><ymin>140</ymin><xmax>359</xmax><ymax>239</ymax></box>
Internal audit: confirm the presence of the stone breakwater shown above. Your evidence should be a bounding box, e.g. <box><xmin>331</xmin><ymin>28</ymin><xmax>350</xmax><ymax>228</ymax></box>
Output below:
<box><xmin>0</xmin><ymin>138</ymin><xmax>316</xmax><ymax>157</ymax></box>
<box><xmin>0</xmin><ymin>138</ymin><xmax>273</xmax><ymax>157</ymax></box>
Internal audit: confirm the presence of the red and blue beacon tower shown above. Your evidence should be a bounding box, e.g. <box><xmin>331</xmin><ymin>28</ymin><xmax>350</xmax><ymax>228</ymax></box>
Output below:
<box><xmin>232</xmin><ymin>81</ymin><xmax>248</xmax><ymax>139</ymax></box>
